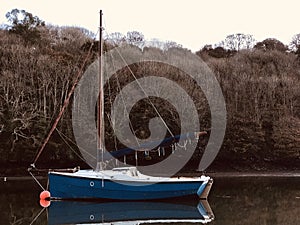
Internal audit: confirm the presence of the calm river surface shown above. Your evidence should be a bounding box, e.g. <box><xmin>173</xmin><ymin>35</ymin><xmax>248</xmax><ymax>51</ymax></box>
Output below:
<box><xmin>1</xmin><ymin>175</ymin><xmax>299</xmax><ymax>225</ymax></box>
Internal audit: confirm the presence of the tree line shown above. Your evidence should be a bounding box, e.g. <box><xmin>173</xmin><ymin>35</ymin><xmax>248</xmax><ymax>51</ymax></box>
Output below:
<box><xmin>0</xmin><ymin>9</ymin><xmax>299</xmax><ymax>173</ymax></box>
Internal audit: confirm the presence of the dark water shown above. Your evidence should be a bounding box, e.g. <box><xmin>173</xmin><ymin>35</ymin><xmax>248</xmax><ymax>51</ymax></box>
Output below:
<box><xmin>0</xmin><ymin>176</ymin><xmax>299</xmax><ymax>225</ymax></box>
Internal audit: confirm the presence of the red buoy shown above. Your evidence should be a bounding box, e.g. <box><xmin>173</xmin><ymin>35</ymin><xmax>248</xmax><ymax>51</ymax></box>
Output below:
<box><xmin>40</xmin><ymin>199</ymin><xmax>51</xmax><ymax>208</ymax></box>
<box><xmin>39</xmin><ymin>190</ymin><xmax>51</xmax><ymax>207</ymax></box>
<box><xmin>40</xmin><ymin>190</ymin><xmax>51</xmax><ymax>200</ymax></box>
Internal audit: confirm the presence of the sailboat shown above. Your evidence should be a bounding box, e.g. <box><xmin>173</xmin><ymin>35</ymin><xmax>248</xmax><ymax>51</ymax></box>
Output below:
<box><xmin>30</xmin><ymin>10</ymin><xmax>213</xmax><ymax>201</ymax></box>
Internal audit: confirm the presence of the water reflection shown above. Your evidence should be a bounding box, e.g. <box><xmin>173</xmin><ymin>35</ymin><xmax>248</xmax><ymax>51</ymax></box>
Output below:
<box><xmin>209</xmin><ymin>177</ymin><xmax>300</xmax><ymax>225</ymax></box>
<box><xmin>48</xmin><ymin>200</ymin><xmax>214</xmax><ymax>225</ymax></box>
<box><xmin>0</xmin><ymin>179</ymin><xmax>47</xmax><ymax>225</ymax></box>
<box><xmin>1</xmin><ymin>176</ymin><xmax>299</xmax><ymax>225</ymax></box>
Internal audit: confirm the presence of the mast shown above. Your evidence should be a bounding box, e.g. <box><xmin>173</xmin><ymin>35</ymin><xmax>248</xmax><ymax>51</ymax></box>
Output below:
<box><xmin>96</xmin><ymin>10</ymin><xmax>104</xmax><ymax>171</ymax></box>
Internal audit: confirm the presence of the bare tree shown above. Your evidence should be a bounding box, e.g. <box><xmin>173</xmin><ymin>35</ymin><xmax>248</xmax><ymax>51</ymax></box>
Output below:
<box><xmin>106</xmin><ymin>32</ymin><xmax>126</xmax><ymax>46</ymax></box>
<box><xmin>218</xmin><ymin>33</ymin><xmax>256</xmax><ymax>51</ymax></box>
<box><xmin>145</xmin><ymin>38</ymin><xmax>165</xmax><ymax>49</ymax></box>
<box><xmin>289</xmin><ymin>33</ymin><xmax>300</xmax><ymax>52</ymax></box>
<box><xmin>163</xmin><ymin>41</ymin><xmax>182</xmax><ymax>50</ymax></box>
<box><xmin>126</xmin><ymin>31</ymin><xmax>145</xmax><ymax>48</ymax></box>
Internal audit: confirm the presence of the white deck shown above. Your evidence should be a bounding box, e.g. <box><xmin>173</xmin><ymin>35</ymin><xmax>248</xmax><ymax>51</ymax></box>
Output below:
<box><xmin>50</xmin><ymin>167</ymin><xmax>210</xmax><ymax>183</ymax></box>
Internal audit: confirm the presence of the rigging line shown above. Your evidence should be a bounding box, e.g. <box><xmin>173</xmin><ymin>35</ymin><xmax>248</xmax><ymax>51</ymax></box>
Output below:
<box><xmin>117</xmin><ymin>49</ymin><xmax>174</xmax><ymax>137</ymax></box>
<box><xmin>97</xmin><ymin>10</ymin><xmax>105</xmax><ymax>172</ymax></box>
<box><xmin>29</xmin><ymin>207</ymin><xmax>46</xmax><ymax>225</ymax></box>
<box><xmin>107</xmin><ymin>48</ymin><xmax>141</xmax><ymax>148</ymax></box>
<box><xmin>103</xmin><ymin>26</ymin><xmax>174</xmax><ymax>137</ymax></box>
<box><xmin>55</xmin><ymin>128</ymin><xmax>88</xmax><ymax>162</ymax></box>
<box><xmin>55</xmin><ymin>128</ymin><xmax>95</xmax><ymax>162</ymax></box>
<box><xmin>31</xmin><ymin>38</ymin><xmax>96</xmax><ymax>167</ymax></box>
<box><xmin>46</xmin><ymin>207</ymin><xmax>49</xmax><ymax>224</ymax></box>
<box><xmin>28</xmin><ymin>171</ymin><xmax>45</xmax><ymax>191</ymax></box>
<box><xmin>105</xmin><ymin>55</ymin><xmax>120</xmax><ymax>152</ymax></box>
<box><xmin>105</xmin><ymin>113</ymin><xmax>118</xmax><ymax>151</ymax></box>
<box><xmin>116</xmin><ymin>47</ymin><xmax>174</xmax><ymax>137</ymax></box>
<box><xmin>103</xmin><ymin>26</ymin><xmax>143</xmax><ymax>148</ymax></box>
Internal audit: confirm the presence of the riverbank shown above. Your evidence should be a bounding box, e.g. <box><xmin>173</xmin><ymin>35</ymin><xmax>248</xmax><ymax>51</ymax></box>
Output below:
<box><xmin>1</xmin><ymin>153</ymin><xmax>299</xmax><ymax>177</ymax></box>
<box><xmin>1</xmin><ymin>170</ymin><xmax>300</xmax><ymax>181</ymax></box>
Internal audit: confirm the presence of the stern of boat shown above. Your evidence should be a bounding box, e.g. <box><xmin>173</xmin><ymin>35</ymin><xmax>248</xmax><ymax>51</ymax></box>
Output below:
<box><xmin>197</xmin><ymin>177</ymin><xmax>213</xmax><ymax>199</ymax></box>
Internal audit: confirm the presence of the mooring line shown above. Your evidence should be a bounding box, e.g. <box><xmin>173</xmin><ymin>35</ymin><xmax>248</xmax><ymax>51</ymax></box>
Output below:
<box><xmin>29</xmin><ymin>207</ymin><xmax>46</xmax><ymax>225</ymax></box>
<box><xmin>29</xmin><ymin>171</ymin><xmax>45</xmax><ymax>191</ymax></box>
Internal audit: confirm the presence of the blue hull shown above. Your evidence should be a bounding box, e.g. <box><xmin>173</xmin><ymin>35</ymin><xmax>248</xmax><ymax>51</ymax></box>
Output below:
<box><xmin>49</xmin><ymin>172</ymin><xmax>210</xmax><ymax>200</ymax></box>
<box><xmin>48</xmin><ymin>200</ymin><xmax>213</xmax><ymax>225</ymax></box>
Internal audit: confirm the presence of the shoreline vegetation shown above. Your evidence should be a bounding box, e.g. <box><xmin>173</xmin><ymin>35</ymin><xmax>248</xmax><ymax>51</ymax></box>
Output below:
<box><xmin>1</xmin><ymin>172</ymin><xmax>300</xmax><ymax>181</ymax></box>
<box><xmin>0</xmin><ymin>9</ymin><xmax>299</xmax><ymax>176</ymax></box>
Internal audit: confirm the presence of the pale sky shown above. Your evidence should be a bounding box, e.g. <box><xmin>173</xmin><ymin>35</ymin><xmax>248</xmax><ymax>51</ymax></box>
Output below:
<box><xmin>1</xmin><ymin>0</ymin><xmax>300</xmax><ymax>51</ymax></box>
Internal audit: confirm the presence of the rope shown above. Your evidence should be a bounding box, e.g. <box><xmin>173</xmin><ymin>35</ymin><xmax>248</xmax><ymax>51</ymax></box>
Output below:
<box><xmin>135</xmin><ymin>150</ymin><xmax>138</xmax><ymax>166</ymax></box>
<box><xmin>115</xmin><ymin>48</ymin><xmax>175</xmax><ymax>138</ymax></box>
<box><xmin>31</xmin><ymin>39</ymin><xmax>96</xmax><ymax>167</ymax></box>
<box><xmin>106</xmin><ymin>113</ymin><xmax>119</xmax><ymax>151</ymax></box>
<box><xmin>29</xmin><ymin>207</ymin><xmax>46</xmax><ymax>225</ymax></box>
<box><xmin>55</xmin><ymin>128</ymin><xmax>94</xmax><ymax>162</ymax></box>
<box><xmin>108</xmin><ymin>49</ymin><xmax>141</xmax><ymax>147</ymax></box>
<box><xmin>103</xmin><ymin>26</ymin><xmax>174</xmax><ymax>138</ymax></box>
<box><xmin>28</xmin><ymin>171</ymin><xmax>45</xmax><ymax>191</ymax></box>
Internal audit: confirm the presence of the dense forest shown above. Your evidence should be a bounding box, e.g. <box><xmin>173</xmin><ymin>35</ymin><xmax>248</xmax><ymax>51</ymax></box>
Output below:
<box><xmin>0</xmin><ymin>9</ymin><xmax>299</xmax><ymax>175</ymax></box>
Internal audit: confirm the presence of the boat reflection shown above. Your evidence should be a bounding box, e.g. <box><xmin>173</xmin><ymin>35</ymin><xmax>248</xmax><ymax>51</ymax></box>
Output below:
<box><xmin>48</xmin><ymin>199</ymin><xmax>214</xmax><ymax>224</ymax></box>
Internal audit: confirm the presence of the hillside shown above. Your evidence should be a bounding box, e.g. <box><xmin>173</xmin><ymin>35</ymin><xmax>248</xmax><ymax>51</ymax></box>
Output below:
<box><xmin>0</xmin><ymin>21</ymin><xmax>299</xmax><ymax>175</ymax></box>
